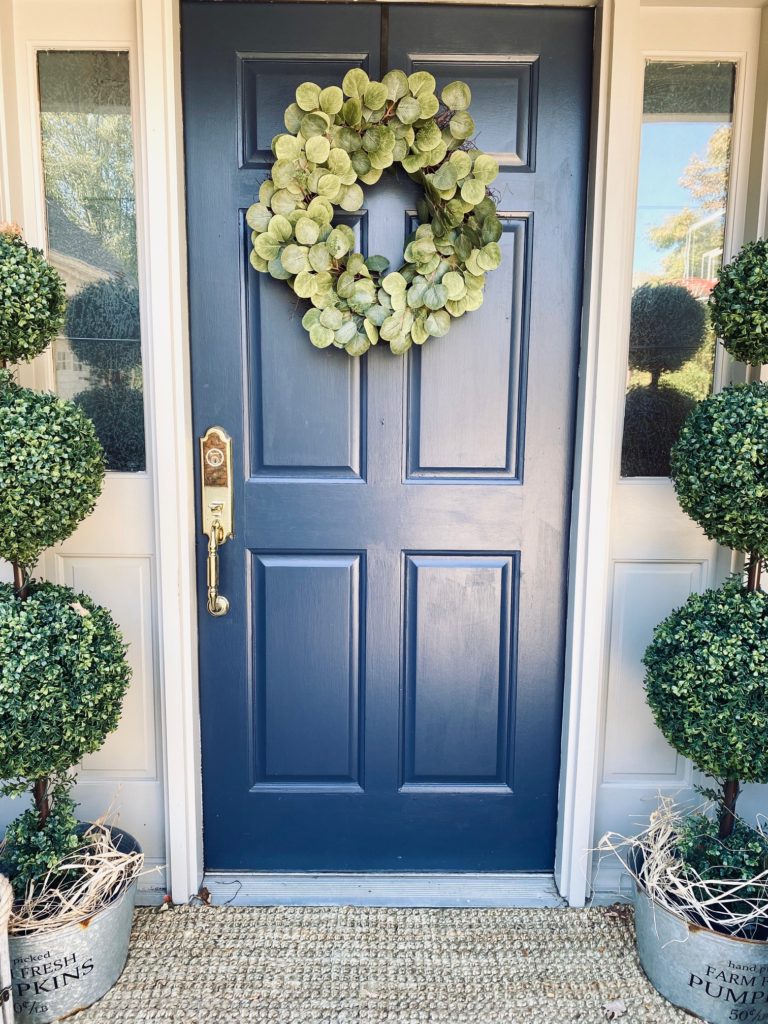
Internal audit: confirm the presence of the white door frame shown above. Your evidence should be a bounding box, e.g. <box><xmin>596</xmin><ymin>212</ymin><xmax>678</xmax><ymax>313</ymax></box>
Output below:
<box><xmin>4</xmin><ymin>0</ymin><xmax>756</xmax><ymax>906</ymax></box>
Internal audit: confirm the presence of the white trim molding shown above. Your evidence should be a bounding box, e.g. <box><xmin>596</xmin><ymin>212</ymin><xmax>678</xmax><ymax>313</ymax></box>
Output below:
<box><xmin>136</xmin><ymin>0</ymin><xmax>204</xmax><ymax>905</ymax></box>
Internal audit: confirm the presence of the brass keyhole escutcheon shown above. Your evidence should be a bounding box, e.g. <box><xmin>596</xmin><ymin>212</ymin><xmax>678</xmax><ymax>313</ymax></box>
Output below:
<box><xmin>199</xmin><ymin>427</ymin><xmax>233</xmax><ymax>616</ymax></box>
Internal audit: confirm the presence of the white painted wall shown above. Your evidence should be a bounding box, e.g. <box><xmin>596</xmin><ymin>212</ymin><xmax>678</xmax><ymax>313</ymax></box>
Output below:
<box><xmin>0</xmin><ymin>0</ymin><xmax>166</xmax><ymax>901</ymax></box>
<box><xmin>590</xmin><ymin>4</ymin><xmax>767</xmax><ymax>897</ymax></box>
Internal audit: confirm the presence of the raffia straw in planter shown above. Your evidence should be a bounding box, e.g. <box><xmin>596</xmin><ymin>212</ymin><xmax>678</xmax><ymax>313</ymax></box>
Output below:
<box><xmin>4</xmin><ymin>822</ymin><xmax>143</xmax><ymax>937</ymax></box>
<box><xmin>600</xmin><ymin>797</ymin><xmax>768</xmax><ymax>940</ymax></box>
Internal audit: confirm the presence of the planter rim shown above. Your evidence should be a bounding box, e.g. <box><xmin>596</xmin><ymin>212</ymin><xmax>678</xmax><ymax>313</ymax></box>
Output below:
<box><xmin>633</xmin><ymin>863</ymin><xmax>768</xmax><ymax>948</ymax></box>
<box><xmin>8</xmin><ymin>824</ymin><xmax>141</xmax><ymax>940</ymax></box>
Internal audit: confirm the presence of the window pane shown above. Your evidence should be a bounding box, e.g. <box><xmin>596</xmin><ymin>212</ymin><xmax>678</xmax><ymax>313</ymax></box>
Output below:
<box><xmin>620</xmin><ymin>61</ymin><xmax>735</xmax><ymax>478</ymax></box>
<box><xmin>38</xmin><ymin>50</ymin><xmax>145</xmax><ymax>473</ymax></box>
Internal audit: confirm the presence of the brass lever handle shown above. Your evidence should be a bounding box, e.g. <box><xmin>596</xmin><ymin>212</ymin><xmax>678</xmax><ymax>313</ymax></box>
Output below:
<box><xmin>206</xmin><ymin>509</ymin><xmax>230</xmax><ymax>617</ymax></box>
<box><xmin>200</xmin><ymin>427</ymin><xmax>233</xmax><ymax>618</ymax></box>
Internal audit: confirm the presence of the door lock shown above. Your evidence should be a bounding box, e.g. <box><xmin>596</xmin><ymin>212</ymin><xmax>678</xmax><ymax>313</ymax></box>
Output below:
<box><xmin>199</xmin><ymin>427</ymin><xmax>233</xmax><ymax>616</ymax></box>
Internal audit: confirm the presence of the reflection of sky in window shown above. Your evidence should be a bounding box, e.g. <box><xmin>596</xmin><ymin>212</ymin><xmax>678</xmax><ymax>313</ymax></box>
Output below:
<box><xmin>633</xmin><ymin>121</ymin><xmax>727</xmax><ymax>277</ymax></box>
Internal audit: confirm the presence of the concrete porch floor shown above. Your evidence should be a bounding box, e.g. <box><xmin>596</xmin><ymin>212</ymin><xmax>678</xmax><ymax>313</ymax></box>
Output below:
<box><xmin>72</xmin><ymin>904</ymin><xmax>690</xmax><ymax>1023</ymax></box>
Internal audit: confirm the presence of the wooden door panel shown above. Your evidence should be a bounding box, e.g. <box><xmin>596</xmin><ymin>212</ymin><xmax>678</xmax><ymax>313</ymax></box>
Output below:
<box><xmin>402</xmin><ymin>554</ymin><xmax>517</xmax><ymax>787</ymax></box>
<box><xmin>407</xmin><ymin>216</ymin><xmax>529</xmax><ymax>478</ymax></box>
<box><xmin>410</xmin><ymin>58</ymin><xmax>538</xmax><ymax>170</ymax></box>
<box><xmin>240</xmin><ymin>56</ymin><xmax>371</xmax><ymax>169</ymax></box>
<box><xmin>251</xmin><ymin>552</ymin><xmax>364</xmax><ymax>787</ymax></box>
<box><xmin>183</xmin><ymin>2</ymin><xmax>592</xmax><ymax>871</ymax></box>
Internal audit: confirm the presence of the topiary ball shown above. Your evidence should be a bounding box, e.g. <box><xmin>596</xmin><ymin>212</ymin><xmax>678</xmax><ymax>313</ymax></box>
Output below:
<box><xmin>621</xmin><ymin>383</ymin><xmax>697</xmax><ymax>477</ymax></box>
<box><xmin>670</xmin><ymin>381</ymin><xmax>768</xmax><ymax>555</ymax></box>
<box><xmin>0</xmin><ymin>230</ymin><xmax>66</xmax><ymax>364</ymax></box>
<box><xmin>710</xmin><ymin>239</ymin><xmax>768</xmax><ymax>365</ymax></box>
<box><xmin>629</xmin><ymin>283</ymin><xmax>707</xmax><ymax>381</ymax></box>
<box><xmin>0</xmin><ymin>581</ymin><xmax>131</xmax><ymax>795</ymax></box>
<box><xmin>644</xmin><ymin>577</ymin><xmax>768</xmax><ymax>783</ymax></box>
<box><xmin>0</xmin><ymin>373</ymin><xmax>105</xmax><ymax>569</ymax></box>
<box><xmin>66</xmin><ymin>278</ymin><xmax>141</xmax><ymax>378</ymax></box>
<box><xmin>74</xmin><ymin>383</ymin><xmax>145</xmax><ymax>472</ymax></box>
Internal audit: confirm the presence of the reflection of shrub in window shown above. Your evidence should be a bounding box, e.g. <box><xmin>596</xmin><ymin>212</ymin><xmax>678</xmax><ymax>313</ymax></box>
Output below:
<box><xmin>622</xmin><ymin>283</ymin><xmax>706</xmax><ymax>477</ymax></box>
<box><xmin>66</xmin><ymin>278</ymin><xmax>144</xmax><ymax>472</ymax></box>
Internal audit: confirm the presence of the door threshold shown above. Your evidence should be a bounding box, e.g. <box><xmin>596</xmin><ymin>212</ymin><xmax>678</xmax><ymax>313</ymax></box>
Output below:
<box><xmin>202</xmin><ymin>872</ymin><xmax>564</xmax><ymax>908</ymax></box>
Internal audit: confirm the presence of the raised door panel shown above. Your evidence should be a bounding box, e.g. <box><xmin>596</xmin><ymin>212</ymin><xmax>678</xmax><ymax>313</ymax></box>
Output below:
<box><xmin>250</xmin><ymin>553</ymin><xmax>364</xmax><ymax>788</ymax></box>
<box><xmin>402</xmin><ymin>555</ymin><xmax>517</xmax><ymax>789</ymax></box>
<box><xmin>407</xmin><ymin>217</ymin><xmax>530</xmax><ymax>479</ymax></box>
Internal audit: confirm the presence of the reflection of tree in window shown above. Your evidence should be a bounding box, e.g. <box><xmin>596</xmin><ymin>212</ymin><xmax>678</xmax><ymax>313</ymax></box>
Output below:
<box><xmin>622</xmin><ymin>62</ymin><xmax>734</xmax><ymax>478</ymax></box>
<box><xmin>622</xmin><ymin>285</ymin><xmax>705</xmax><ymax>476</ymax></box>
<box><xmin>66</xmin><ymin>278</ymin><xmax>145</xmax><ymax>473</ymax></box>
<box><xmin>38</xmin><ymin>51</ymin><xmax>145</xmax><ymax>473</ymax></box>
<box><xmin>646</xmin><ymin>126</ymin><xmax>730</xmax><ymax>283</ymax></box>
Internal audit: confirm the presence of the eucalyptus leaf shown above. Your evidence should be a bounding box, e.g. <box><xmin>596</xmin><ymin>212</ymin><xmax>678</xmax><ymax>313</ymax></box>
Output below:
<box><xmin>397</xmin><ymin>96</ymin><xmax>421</xmax><ymax>125</ymax></box>
<box><xmin>306</xmin><ymin>136</ymin><xmax>331</xmax><ymax>164</ymax></box>
<box><xmin>441</xmin><ymin>81</ymin><xmax>472</xmax><ymax>111</ymax></box>
<box><xmin>284</xmin><ymin>103</ymin><xmax>303</xmax><ymax>133</ymax></box>
<box><xmin>449</xmin><ymin>112</ymin><xmax>475</xmax><ymax>140</ymax></box>
<box><xmin>267</xmin><ymin>214</ymin><xmax>293</xmax><ymax>242</ymax></box>
<box><xmin>461</xmin><ymin>178</ymin><xmax>486</xmax><ymax>206</ymax></box>
<box><xmin>364</xmin><ymin>82</ymin><xmax>388</xmax><ymax>110</ymax></box>
<box><xmin>408</xmin><ymin>71</ymin><xmax>436</xmax><ymax>97</ymax></box>
<box><xmin>309</xmin><ymin>323</ymin><xmax>335</xmax><ymax>348</ymax></box>
<box><xmin>319</xmin><ymin>86</ymin><xmax>344</xmax><ymax>115</ymax></box>
<box><xmin>425</xmin><ymin>309</ymin><xmax>451</xmax><ymax>337</ymax></box>
<box><xmin>382</xmin><ymin>70</ymin><xmax>409</xmax><ymax>101</ymax></box>
<box><xmin>320</xmin><ymin>307</ymin><xmax>344</xmax><ymax>330</ymax></box>
<box><xmin>274</xmin><ymin>134</ymin><xmax>301</xmax><ymax>160</ymax></box>
<box><xmin>365</xmin><ymin>255</ymin><xmax>390</xmax><ymax>274</ymax></box>
<box><xmin>254</xmin><ymin>234</ymin><xmax>281</xmax><ymax>261</ymax></box>
<box><xmin>246</xmin><ymin>203</ymin><xmax>272</xmax><ymax>232</ymax></box>
<box><xmin>295</xmin><ymin>217</ymin><xmax>321</xmax><ymax>246</ymax></box>
<box><xmin>296</xmin><ymin>82</ymin><xmax>321</xmax><ymax>112</ymax></box>
<box><xmin>268</xmin><ymin>256</ymin><xmax>292</xmax><ymax>280</ymax></box>
<box><xmin>293</xmin><ymin>270</ymin><xmax>317</xmax><ymax>298</ymax></box>
<box><xmin>281</xmin><ymin>244</ymin><xmax>309</xmax><ymax>275</ymax></box>
<box><xmin>302</xmin><ymin>308</ymin><xmax>322</xmax><ymax>330</ymax></box>
<box><xmin>473</xmin><ymin>153</ymin><xmax>500</xmax><ymax>184</ymax></box>
<box><xmin>342</xmin><ymin>68</ymin><xmax>369</xmax><ymax>99</ymax></box>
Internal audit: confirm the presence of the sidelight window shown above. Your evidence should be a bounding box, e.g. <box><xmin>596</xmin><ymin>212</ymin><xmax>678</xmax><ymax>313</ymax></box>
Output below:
<box><xmin>37</xmin><ymin>50</ymin><xmax>145</xmax><ymax>473</ymax></box>
<box><xmin>620</xmin><ymin>60</ymin><xmax>736</xmax><ymax>478</ymax></box>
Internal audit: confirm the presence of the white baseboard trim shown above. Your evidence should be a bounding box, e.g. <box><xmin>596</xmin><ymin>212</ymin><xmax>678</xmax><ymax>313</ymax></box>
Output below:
<box><xmin>202</xmin><ymin>872</ymin><xmax>565</xmax><ymax>908</ymax></box>
<box><xmin>136</xmin><ymin>861</ymin><xmax>167</xmax><ymax>906</ymax></box>
<box><xmin>589</xmin><ymin>858</ymin><xmax>635</xmax><ymax>905</ymax></box>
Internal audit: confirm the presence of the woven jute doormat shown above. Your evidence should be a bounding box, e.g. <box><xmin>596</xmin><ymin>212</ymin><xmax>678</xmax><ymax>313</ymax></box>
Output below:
<box><xmin>73</xmin><ymin>905</ymin><xmax>690</xmax><ymax>1023</ymax></box>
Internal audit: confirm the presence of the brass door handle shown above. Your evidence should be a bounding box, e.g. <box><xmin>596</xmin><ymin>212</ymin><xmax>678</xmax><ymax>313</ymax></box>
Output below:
<box><xmin>200</xmin><ymin>427</ymin><xmax>233</xmax><ymax>617</ymax></box>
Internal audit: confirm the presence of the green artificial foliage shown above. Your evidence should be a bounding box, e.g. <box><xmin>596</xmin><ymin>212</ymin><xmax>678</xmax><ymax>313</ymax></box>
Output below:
<box><xmin>643</xmin><ymin>577</ymin><xmax>768</xmax><ymax>784</ymax></box>
<box><xmin>1</xmin><ymin>790</ymin><xmax>80</xmax><ymax>898</ymax></box>
<box><xmin>0</xmin><ymin>371</ymin><xmax>105</xmax><ymax>570</ymax></box>
<box><xmin>74</xmin><ymin>384</ymin><xmax>145</xmax><ymax>473</ymax></box>
<box><xmin>246</xmin><ymin>70</ymin><xmax>503</xmax><ymax>357</ymax></box>
<box><xmin>710</xmin><ymin>239</ymin><xmax>768</xmax><ymax>366</ymax></box>
<box><xmin>0</xmin><ymin>581</ymin><xmax>131</xmax><ymax>796</ymax></box>
<box><xmin>629</xmin><ymin>283</ymin><xmax>707</xmax><ymax>382</ymax></box>
<box><xmin>66</xmin><ymin>277</ymin><xmax>141</xmax><ymax>379</ymax></box>
<box><xmin>677</xmin><ymin>813</ymin><xmax>768</xmax><ymax>885</ymax></box>
<box><xmin>0</xmin><ymin>230</ymin><xmax>66</xmax><ymax>364</ymax></box>
<box><xmin>0</xmin><ymin>230</ymin><xmax>66</xmax><ymax>366</ymax></box>
<box><xmin>670</xmin><ymin>381</ymin><xmax>768</xmax><ymax>555</ymax></box>
<box><xmin>621</xmin><ymin>383</ymin><xmax>697</xmax><ymax>477</ymax></box>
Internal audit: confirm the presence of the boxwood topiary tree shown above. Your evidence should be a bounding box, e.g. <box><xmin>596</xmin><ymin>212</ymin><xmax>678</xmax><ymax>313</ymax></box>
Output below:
<box><xmin>644</xmin><ymin>239</ymin><xmax>768</xmax><ymax>843</ymax></box>
<box><xmin>0</xmin><ymin>226</ymin><xmax>131</xmax><ymax>894</ymax></box>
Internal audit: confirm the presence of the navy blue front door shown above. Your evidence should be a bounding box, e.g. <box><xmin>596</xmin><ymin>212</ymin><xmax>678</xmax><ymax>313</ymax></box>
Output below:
<box><xmin>183</xmin><ymin>3</ymin><xmax>592</xmax><ymax>872</ymax></box>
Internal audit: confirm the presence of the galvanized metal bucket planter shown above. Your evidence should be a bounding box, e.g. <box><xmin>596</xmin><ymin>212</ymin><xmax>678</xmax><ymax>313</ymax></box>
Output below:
<box><xmin>635</xmin><ymin>880</ymin><xmax>768</xmax><ymax>1024</ymax></box>
<box><xmin>7</xmin><ymin>828</ymin><xmax>140</xmax><ymax>1024</ymax></box>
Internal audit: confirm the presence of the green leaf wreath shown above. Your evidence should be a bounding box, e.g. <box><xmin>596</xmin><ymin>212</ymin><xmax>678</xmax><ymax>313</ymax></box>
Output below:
<box><xmin>246</xmin><ymin>68</ymin><xmax>503</xmax><ymax>357</ymax></box>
